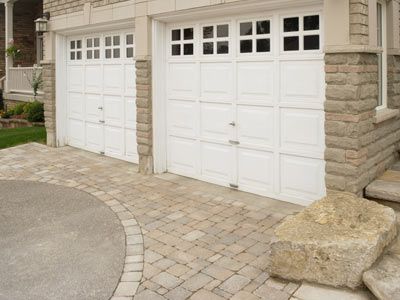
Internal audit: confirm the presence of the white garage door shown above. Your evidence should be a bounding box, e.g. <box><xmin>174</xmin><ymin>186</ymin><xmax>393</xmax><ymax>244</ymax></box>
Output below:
<box><xmin>67</xmin><ymin>30</ymin><xmax>138</xmax><ymax>163</ymax></box>
<box><xmin>166</xmin><ymin>10</ymin><xmax>325</xmax><ymax>205</ymax></box>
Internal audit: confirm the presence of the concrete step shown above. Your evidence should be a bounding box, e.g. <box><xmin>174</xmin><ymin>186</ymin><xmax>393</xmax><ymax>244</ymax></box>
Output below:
<box><xmin>366</xmin><ymin>162</ymin><xmax>400</xmax><ymax>205</ymax></box>
<box><xmin>363</xmin><ymin>234</ymin><xmax>400</xmax><ymax>300</ymax></box>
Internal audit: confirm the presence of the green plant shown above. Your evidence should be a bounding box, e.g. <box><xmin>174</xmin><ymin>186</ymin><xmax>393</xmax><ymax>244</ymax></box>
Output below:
<box><xmin>5</xmin><ymin>39</ymin><xmax>22</xmax><ymax>60</ymax></box>
<box><xmin>13</xmin><ymin>103</ymin><xmax>26</xmax><ymax>115</ymax></box>
<box><xmin>25</xmin><ymin>67</ymin><xmax>43</xmax><ymax>98</ymax></box>
<box><xmin>24</xmin><ymin>101</ymin><xmax>44</xmax><ymax>122</ymax></box>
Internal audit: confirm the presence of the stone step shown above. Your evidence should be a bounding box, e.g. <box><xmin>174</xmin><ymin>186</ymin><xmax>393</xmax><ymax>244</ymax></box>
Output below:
<box><xmin>363</xmin><ymin>234</ymin><xmax>400</xmax><ymax>300</ymax></box>
<box><xmin>366</xmin><ymin>162</ymin><xmax>400</xmax><ymax>205</ymax></box>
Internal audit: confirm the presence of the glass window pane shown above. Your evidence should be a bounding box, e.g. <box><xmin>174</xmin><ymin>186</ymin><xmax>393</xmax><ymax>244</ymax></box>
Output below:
<box><xmin>284</xmin><ymin>17</ymin><xmax>299</xmax><ymax>32</ymax></box>
<box><xmin>184</xmin><ymin>28</ymin><xmax>194</xmax><ymax>40</ymax></box>
<box><xmin>76</xmin><ymin>40</ymin><xmax>82</xmax><ymax>49</ymax></box>
<box><xmin>203</xmin><ymin>26</ymin><xmax>214</xmax><ymax>39</ymax></box>
<box><xmin>217</xmin><ymin>41</ymin><xmax>229</xmax><ymax>54</ymax></box>
<box><xmin>257</xmin><ymin>39</ymin><xmax>270</xmax><ymax>52</ymax></box>
<box><xmin>203</xmin><ymin>42</ymin><xmax>213</xmax><ymax>55</ymax></box>
<box><xmin>378</xmin><ymin>53</ymin><xmax>383</xmax><ymax>106</ymax></box>
<box><xmin>172</xmin><ymin>44</ymin><xmax>181</xmax><ymax>56</ymax></box>
<box><xmin>105</xmin><ymin>49</ymin><xmax>112</xmax><ymax>58</ymax></box>
<box><xmin>284</xmin><ymin>36</ymin><xmax>299</xmax><ymax>51</ymax></box>
<box><xmin>76</xmin><ymin>51</ymin><xmax>82</xmax><ymax>59</ymax></box>
<box><xmin>240</xmin><ymin>40</ymin><xmax>252</xmax><ymax>53</ymax></box>
<box><xmin>70</xmin><ymin>41</ymin><xmax>75</xmax><ymax>49</ymax></box>
<box><xmin>94</xmin><ymin>50</ymin><xmax>100</xmax><ymax>59</ymax></box>
<box><xmin>304</xmin><ymin>35</ymin><xmax>320</xmax><ymax>50</ymax></box>
<box><xmin>94</xmin><ymin>38</ymin><xmax>100</xmax><ymax>47</ymax></box>
<box><xmin>184</xmin><ymin>44</ymin><xmax>194</xmax><ymax>55</ymax></box>
<box><xmin>113</xmin><ymin>36</ymin><xmax>120</xmax><ymax>46</ymax></box>
<box><xmin>113</xmin><ymin>48</ymin><xmax>120</xmax><ymax>58</ymax></box>
<box><xmin>172</xmin><ymin>29</ymin><xmax>181</xmax><ymax>41</ymax></box>
<box><xmin>377</xmin><ymin>3</ymin><xmax>383</xmax><ymax>47</ymax></box>
<box><xmin>70</xmin><ymin>52</ymin><xmax>75</xmax><ymax>60</ymax></box>
<box><xmin>257</xmin><ymin>20</ymin><xmax>270</xmax><ymax>34</ymax></box>
<box><xmin>127</xmin><ymin>47</ymin><xmax>134</xmax><ymax>58</ymax></box>
<box><xmin>87</xmin><ymin>38</ymin><xmax>92</xmax><ymax>48</ymax></box>
<box><xmin>217</xmin><ymin>24</ymin><xmax>229</xmax><ymax>37</ymax></box>
<box><xmin>126</xmin><ymin>34</ymin><xmax>134</xmax><ymax>45</ymax></box>
<box><xmin>240</xmin><ymin>22</ymin><xmax>252</xmax><ymax>36</ymax></box>
<box><xmin>87</xmin><ymin>50</ymin><xmax>92</xmax><ymax>59</ymax></box>
<box><xmin>105</xmin><ymin>37</ymin><xmax>112</xmax><ymax>47</ymax></box>
<box><xmin>304</xmin><ymin>15</ymin><xmax>320</xmax><ymax>31</ymax></box>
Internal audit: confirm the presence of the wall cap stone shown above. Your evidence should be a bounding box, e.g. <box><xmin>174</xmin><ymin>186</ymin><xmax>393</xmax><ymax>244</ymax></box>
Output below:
<box><xmin>373</xmin><ymin>108</ymin><xmax>400</xmax><ymax>124</ymax></box>
<box><xmin>325</xmin><ymin>45</ymin><xmax>382</xmax><ymax>54</ymax></box>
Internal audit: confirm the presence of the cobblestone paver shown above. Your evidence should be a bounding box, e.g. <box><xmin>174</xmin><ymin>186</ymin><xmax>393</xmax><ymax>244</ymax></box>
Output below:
<box><xmin>0</xmin><ymin>144</ymin><xmax>374</xmax><ymax>300</ymax></box>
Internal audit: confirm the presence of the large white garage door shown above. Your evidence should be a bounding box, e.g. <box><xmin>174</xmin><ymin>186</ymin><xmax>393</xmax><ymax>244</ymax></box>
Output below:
<box><xmin>166</xmin><ymin>10</ymin><xmax>325</xmax><ymax>205</ymax></box>
<box><xmin>67</xmin><ymin>30</ymin><xmax>138</xmax><ymax>163</ymax></box>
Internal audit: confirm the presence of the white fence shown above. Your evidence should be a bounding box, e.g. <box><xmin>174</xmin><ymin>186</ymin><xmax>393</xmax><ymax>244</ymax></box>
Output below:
<box><xmin>7</xmin><ymin>66</ymin><xmax>43</xmax><ymax>94</ymax></box>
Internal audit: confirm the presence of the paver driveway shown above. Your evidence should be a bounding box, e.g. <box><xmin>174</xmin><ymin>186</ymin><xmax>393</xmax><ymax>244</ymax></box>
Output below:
<box><xmin>0</xmin><ymin>143</ymin><xmax>374</xmax><ymax>300</ymax></box>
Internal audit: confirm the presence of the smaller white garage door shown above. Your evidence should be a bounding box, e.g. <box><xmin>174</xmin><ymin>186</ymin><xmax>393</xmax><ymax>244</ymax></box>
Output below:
<box><xmin>67</xmin><ymin>30</ymin><xmax>138</xmax><ymax>163</ymax></box>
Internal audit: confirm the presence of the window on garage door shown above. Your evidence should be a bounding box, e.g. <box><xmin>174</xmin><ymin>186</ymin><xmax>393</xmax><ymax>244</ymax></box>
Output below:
<box><xmin>238</xmin><ymin>19</ymin><xmax>272</xmax><ymax>54</ymax></box>
<box><xmin>202</xmin><ymin>23</ymin><xmax>230</xmax><ymax>55</ymax></box>
<box><xmin>170</xmin><ymin>27</ymin><xmax>195</xmax><ymax>56</ymax></box>
<box><xmin>69</xmin><ymin>39</ymin><xmax>82</xmax><ymax>60</ymax></box>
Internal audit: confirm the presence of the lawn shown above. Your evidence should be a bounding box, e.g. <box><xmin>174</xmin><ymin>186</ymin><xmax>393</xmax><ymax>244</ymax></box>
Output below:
<box><xmin>0</xmin><ymin>127</ymin><xmax>46</xmax><ymax>149</ymax></box>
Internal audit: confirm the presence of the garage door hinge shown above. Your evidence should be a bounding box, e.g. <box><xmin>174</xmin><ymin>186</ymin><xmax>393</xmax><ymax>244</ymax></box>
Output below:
<box><xmin>229</xmin><ymin>183</ymin><xmax>239</xmax><ymax>189</ymax></box>
<box><xmin>229</xmin><ymin>140</ymin><xmax>240</xmax><ymax>145</ymax></box>
<box><xmin>100</xmin><ymin>151</ymin><xmax>105</xmax><ymax>155</ymax></box>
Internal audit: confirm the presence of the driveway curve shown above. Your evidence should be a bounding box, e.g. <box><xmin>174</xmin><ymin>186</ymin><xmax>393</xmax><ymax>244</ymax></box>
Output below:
<box><xmin>0</xmin><ymin>180</ymin><xmax>125</xmax><ymax>300</ymax></box>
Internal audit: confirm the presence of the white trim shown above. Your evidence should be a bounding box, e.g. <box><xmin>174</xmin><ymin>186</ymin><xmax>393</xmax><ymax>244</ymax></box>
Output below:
<box><xmin>377</xmin><ymin>0</ymin><xmax>388</xmax><ymax>110</ymax></box>
<box><xmin>56</xmin><ymin>33</ymin><xmax>68</xmax><ymax>147</ymax></box>
<box><xmin>152</xmin><ymin>20</ymin><xmax>167</xmax><ymax>173</ymax></box>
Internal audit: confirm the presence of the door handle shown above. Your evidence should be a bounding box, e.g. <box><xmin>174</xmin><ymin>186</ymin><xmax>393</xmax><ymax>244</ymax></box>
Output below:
<box><xmin>229</xmin><ymin>140</ymin><xmax>240</xmax><ymax>145</ymax></box>
<box><xmin>99</xmin><ymin>120</ymin><xmax>105</xmax><ymax>123</ymax></box>
<box><xmin>229</xmin><ymin>121</ymin><xmax>236</xmax><ymax>126</ymax></box>
<box><xmin>98</xmin><ymin>106</ymin><xmax>103</xmax><ymax>110</ymax></box>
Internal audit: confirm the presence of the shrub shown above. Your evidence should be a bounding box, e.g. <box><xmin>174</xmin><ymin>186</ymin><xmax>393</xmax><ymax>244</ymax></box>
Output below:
<box><xmin>24</xmin><ymin>101</ymin><xmax>44</xmax><ymax>122</ymax></box>
<box><xmin>13</xmin><ymin>103</ymin><xmax>26</xmax><ymax>115</ymax></box>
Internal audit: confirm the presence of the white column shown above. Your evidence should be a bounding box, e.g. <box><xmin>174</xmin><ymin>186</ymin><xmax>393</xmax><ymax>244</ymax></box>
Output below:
<box><xmin>4</xmin><ymin>0</ymin><xmax>14</xmax><ymax>93</ymax></box>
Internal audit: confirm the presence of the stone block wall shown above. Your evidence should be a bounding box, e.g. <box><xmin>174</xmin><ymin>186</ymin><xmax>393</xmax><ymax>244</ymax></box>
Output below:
<box><xmin>325</xmin><ymin>53</ymin><xmax>400</xmax><ymax>195</ymax></box>
<box><xmin>136</xmin><ymin>59</ymin><xmax>153</xmax><ymax>174</ymax></box>
<box><xmin>0</xmin><ymin>6</ymin><xmax>4</xmax><ymax>78</ymax></box>
<box><xmin>41</xmin><ymin>61</ymin><xmax>56</xmax><ymax>147</ymax></box>
<box><xmin>350</xmin><ymin>0</ymin><xmax>369</xmax><ymax>45</ymax></box>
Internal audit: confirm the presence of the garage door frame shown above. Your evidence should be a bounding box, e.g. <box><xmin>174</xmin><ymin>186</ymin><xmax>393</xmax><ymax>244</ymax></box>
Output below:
<box><xmin>152</xmin><ymin>1</ymin><xmax>325</xmax><ymax>206</ymax></box>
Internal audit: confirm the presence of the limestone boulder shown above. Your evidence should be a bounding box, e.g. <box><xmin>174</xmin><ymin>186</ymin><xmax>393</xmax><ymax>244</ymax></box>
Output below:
<box><xmin>268</xmin><ymin>192</ymin><xmax>397</xmax><ymax>289</ymax></box>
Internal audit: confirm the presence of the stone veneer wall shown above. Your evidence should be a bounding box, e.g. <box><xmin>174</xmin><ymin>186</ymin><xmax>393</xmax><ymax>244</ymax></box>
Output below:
<box><xmin>350</xmin><ymin>0</ymin><xmax>369</xmax><ymax>45</ymax></box>
<box><xmin>325</xmin><ymin>53</ymin><xmax>400</xmax><ymax>195</ymax></box>
<box><xmin>136</xmin><ymin>59</ymin><xmax>153</xmax><ymax>174</ymax></box>
<box><xmin>41</xmin><ymin>61</ymin><xmax>56</xmax><ymax>147</ymax></box>
<box><xmin>43</xmin><ymin>0</ymin><xmax>130</xmax><ymax>17</ymax></box>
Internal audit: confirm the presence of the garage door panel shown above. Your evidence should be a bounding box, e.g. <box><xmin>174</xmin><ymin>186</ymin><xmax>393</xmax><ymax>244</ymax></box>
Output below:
<box><xmin>237</xmin><ymin>105</ymin><xmax>274</xmax><ymax>148</ymax></box>
<box><xmin>85</xmin><ymin>65</ymin><xmax>102</xmax><ymax>93</ymax></box>
<box><xmin>104</xmin><ymin>126</ymin><xmax>124</xmax><ymax>157</ymax></box>
<box><xmin>237</xmin><ymin>62</ymin><xmax>274</xmax><ymax>105</ymax></box>
<box><xmin>168</xmin><ymin>137</ymin><xmax>198</xmax><ymax>175</ymax></box>
<box><xmin>201</xmin><ymin>63</ymin><xmax>233</xmax><ymax>102</ymax></box>
<box><xmin>104</xmin><ymin>64</ymin><xmax>124</xmax><ymax>94</ymax></box>
<box><xmin>125</xmin><ymin>97</ymin><xmax>136</xmax><ymax>129</ymax></box>
<box><xmin>68</xmin><ymin>92</ymin><xmax>84</xmax><ymax>119</ymax></box>
<box><xmin>104</xmin><ymin>95</ymin><xmax>124</xmax><ymax>127</ymax></box>
<box><xmin>280</xmin><ymin>154</ymin><xmax>325</xmax><ymax>200</ymax></box>
<box><xmin>125</xmin><ymin>129</ymin><xmax>138</xmax><ymax>161</ymax></box>
<box><xmin>201</xmin><ymin>142</ymin><xmax>233</xmax><ymax>184</ymax></box>
<box><xmin>238</xmin><ymin>148</ymin><xmax>274</xmax><ymax>194</ymax></box>
<box><xmin>68</xmin><ymin>66</ymin><xmax>84</xmax><ymax>92</ymax></box>
<box><xmin>86</xmin><ymin>123</ymin><xmax>104</xmax><ymax>152</ymax></box>
<box><xmin>85</xmin><ymin>94</ymin><xmax>102</xmax><ymax>123</ymax></box>
<box><xmin>280</xmin><ymin>61</ymin><xmax>324</xmax><ymax>104</ymax></box>
<box><xmin>68</xmin><ymin>119</ymin><xmax>85</xmax><ymax>147</ymax></box>
<box><xmin>200</xmin><ymin>102</ymin><xmax>231</xmax><ymax>141</ymax></box>
<box><xmin>125</xmin><ymin>64</ymin><xmax>136</xmax><ymax>96</ymax></box>
<box><xmin>280</xmin><ymin>108</ymin><xmax>324</xmax><ymax>153</ymax></box>
<box><xmin>168</xmin><ymin>63</ymin><xmax>197</xmax><ymax>99</ymax></box>
<box><xmin>168</xmin><ymin>100</ymin><xmax>197</xmax><ymax>137</ymax></box>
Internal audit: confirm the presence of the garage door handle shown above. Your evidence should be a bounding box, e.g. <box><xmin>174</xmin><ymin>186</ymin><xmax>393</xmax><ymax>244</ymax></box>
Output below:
<box><xmin>99</xmin><ymin>120</ymin><xmax>105</xmax><ymax>123</ymax></box>
<box><xmin>98</xmin><ymin>106</ymin><xmax>103</xmax><ymax>110</ymax></box>
<box><xmin>229</xmin><ymin>121</ymin><xmax>236</xmax><ymax>126</ymax></box>
<box><xmin>229</xmin><ymin>140</ymin><xmax>240</xmax><ymax>145</ymax></box>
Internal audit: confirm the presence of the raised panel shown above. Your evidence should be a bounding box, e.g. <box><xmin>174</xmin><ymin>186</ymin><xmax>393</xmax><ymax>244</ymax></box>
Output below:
<box><xmin>168</xmin><ymin>100</ymin><xmax>197</xmax><ymax>137</ymax></box>
<box><xmin>68</xmin><ymin>66</ymin><xmax>84</xmax><ymax>92</ymax></box>
<box><xmin>68</xmin><ymin>119</ymin><xmax>84</xmax><ymax>147</ymax></box>
<box><xmin>125</xmin><ymin>97</ymin><xmax>136</xmax><ymax>129</ymax></box>
<box><xmin>237</xmin><ymin>62</ymin><xmax>274</xmax><ymax>104</ymax></box>
<box><xmin>280</xmin><ymin>154</ymin><xmax>325</xmax><ymax>201</ymax></box>
<box><xmin>86</xmin><ymin>123</ymin><xmax>104</xmax><ymax>152</ymax></box>
<box><xmin>68</xmin><ymin>93</ymin><xmax>84</xmax><ymax>119</ymax></box>
<box><xmin>125</xmin><ymin>64</ymin><xmax>136</xmax><ymax>96</ymax></box>
<box><xmin>168</xmin><ymin>63</ymin><xmax>197</xmax><ymax>99</ymax></box>
<box><xmin>200</xmin><ymin>102</ymin><xmax>231</xmax><ymax>141</ymax></box>
<box><xmin>201</xmin><ymin>142</ymin><xmax>232</xmax><ymax>184</ymax></box>
<box><xmin>85</xmin><ymin>65</ymin><xmax>102</xmax><ymax>93</ymax></box>
<box><xmin>104</xmin><ymin>126</ymin><xmax>124</xmax><ymax>156</ymax></box>
<box><xmin>200</xmin><ymin>63</ymin><xmax>233</xmax><ymax>102</ymax></box>
<box><xmin>125</xmin><ymin>129</ymin><xmax>138</xmax><ymax>162</ymax></box>
<box><xmin>280</xmin><ymin>108</ymin><xmax>324</xmax><ymax>153</ymax></box>
<box><xmin>237</xmin><ymin>105</ymin><xmax>274</xmax><ymax>147</ymax></box>
<box><xmin>85</xmin><ymin>94</ymin><xmax>102</xmax><ymax>123</ymax></box>
<box><xmin>104</xmin><ymin>95</ymin><xmax>123</xmax><ymax>127</ymax></box>
<box><xmin>104</xmin><ymin>64</ymin><xmax>123</xmax><ymax>94</ymax></box>
<box><xmin>168</xmin><ymin>136</ymin><xmax>198</xmax><ymax>175</ymax></box>
<box><xmin>280</xmin><ymin>60</ymin><xmax>324</xmax><ymax>103</ymax></box>
<box><xmin>238</xmin><ymin>148</ymin><xmax>273</xmax><ymax>194</ymax></box>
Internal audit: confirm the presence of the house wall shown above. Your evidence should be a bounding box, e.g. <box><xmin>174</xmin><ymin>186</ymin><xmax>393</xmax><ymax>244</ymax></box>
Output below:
<box><xmin>0</xmin><ymin>6</ymin><xmax>5</xmax><ymax>79</ymax></box>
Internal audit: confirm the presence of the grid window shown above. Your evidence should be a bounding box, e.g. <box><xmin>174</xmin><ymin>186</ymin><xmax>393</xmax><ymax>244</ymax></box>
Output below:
<box><xmin>282</xmin><ymin>15</ymin><xmax>320</xmax><ymax>52</ymax></box>
<box><xmin>239</xmin><ymin>19</ymin><xmax>271</xmax><ymax>54</ymax></box>
<box><xmin>171</xmin><ymin>27</ymin><xmax>194</xmax><ymax>56</ymax></box>
<box><xmin>105</xmin><ymin>35</ymin><xmax>121</xmax><ymax>59</ymax></box>
<box><xmin>69</xmin><ymin>39</ymin><xmax>82</xmax><ymax>60</ymax></box>
<box><xmin>202</xmin><ymin>24</ymin><xmax>230</xmax><ymax>55</ymax></box>
<box><xmin>86</xmin><ymin>37</ymin><xmax>100</xmax><ymax>60</ymax></box>
<box><xmin>126</xmin><ymin>34</ymin><xmax>134</xmax><ymax>58</ymax></box>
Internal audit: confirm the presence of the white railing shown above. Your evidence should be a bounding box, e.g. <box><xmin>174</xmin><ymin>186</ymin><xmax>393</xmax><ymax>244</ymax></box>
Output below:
<box><xmin>7</xmin><ymin>66</ymin><xmax>43</xmax><ymax>95</ymax></box>
<box><xmin>0</xmin><ymin>76</ymin><xmax>5</xmax><ymax>91</ymax></box>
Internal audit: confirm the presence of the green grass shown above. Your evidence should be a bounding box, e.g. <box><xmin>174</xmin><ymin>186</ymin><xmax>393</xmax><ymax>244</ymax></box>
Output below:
<box><xmin>0</xmin><ymin>126</ymin><xmax>46</xmax><ymax>149</ymax></box>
